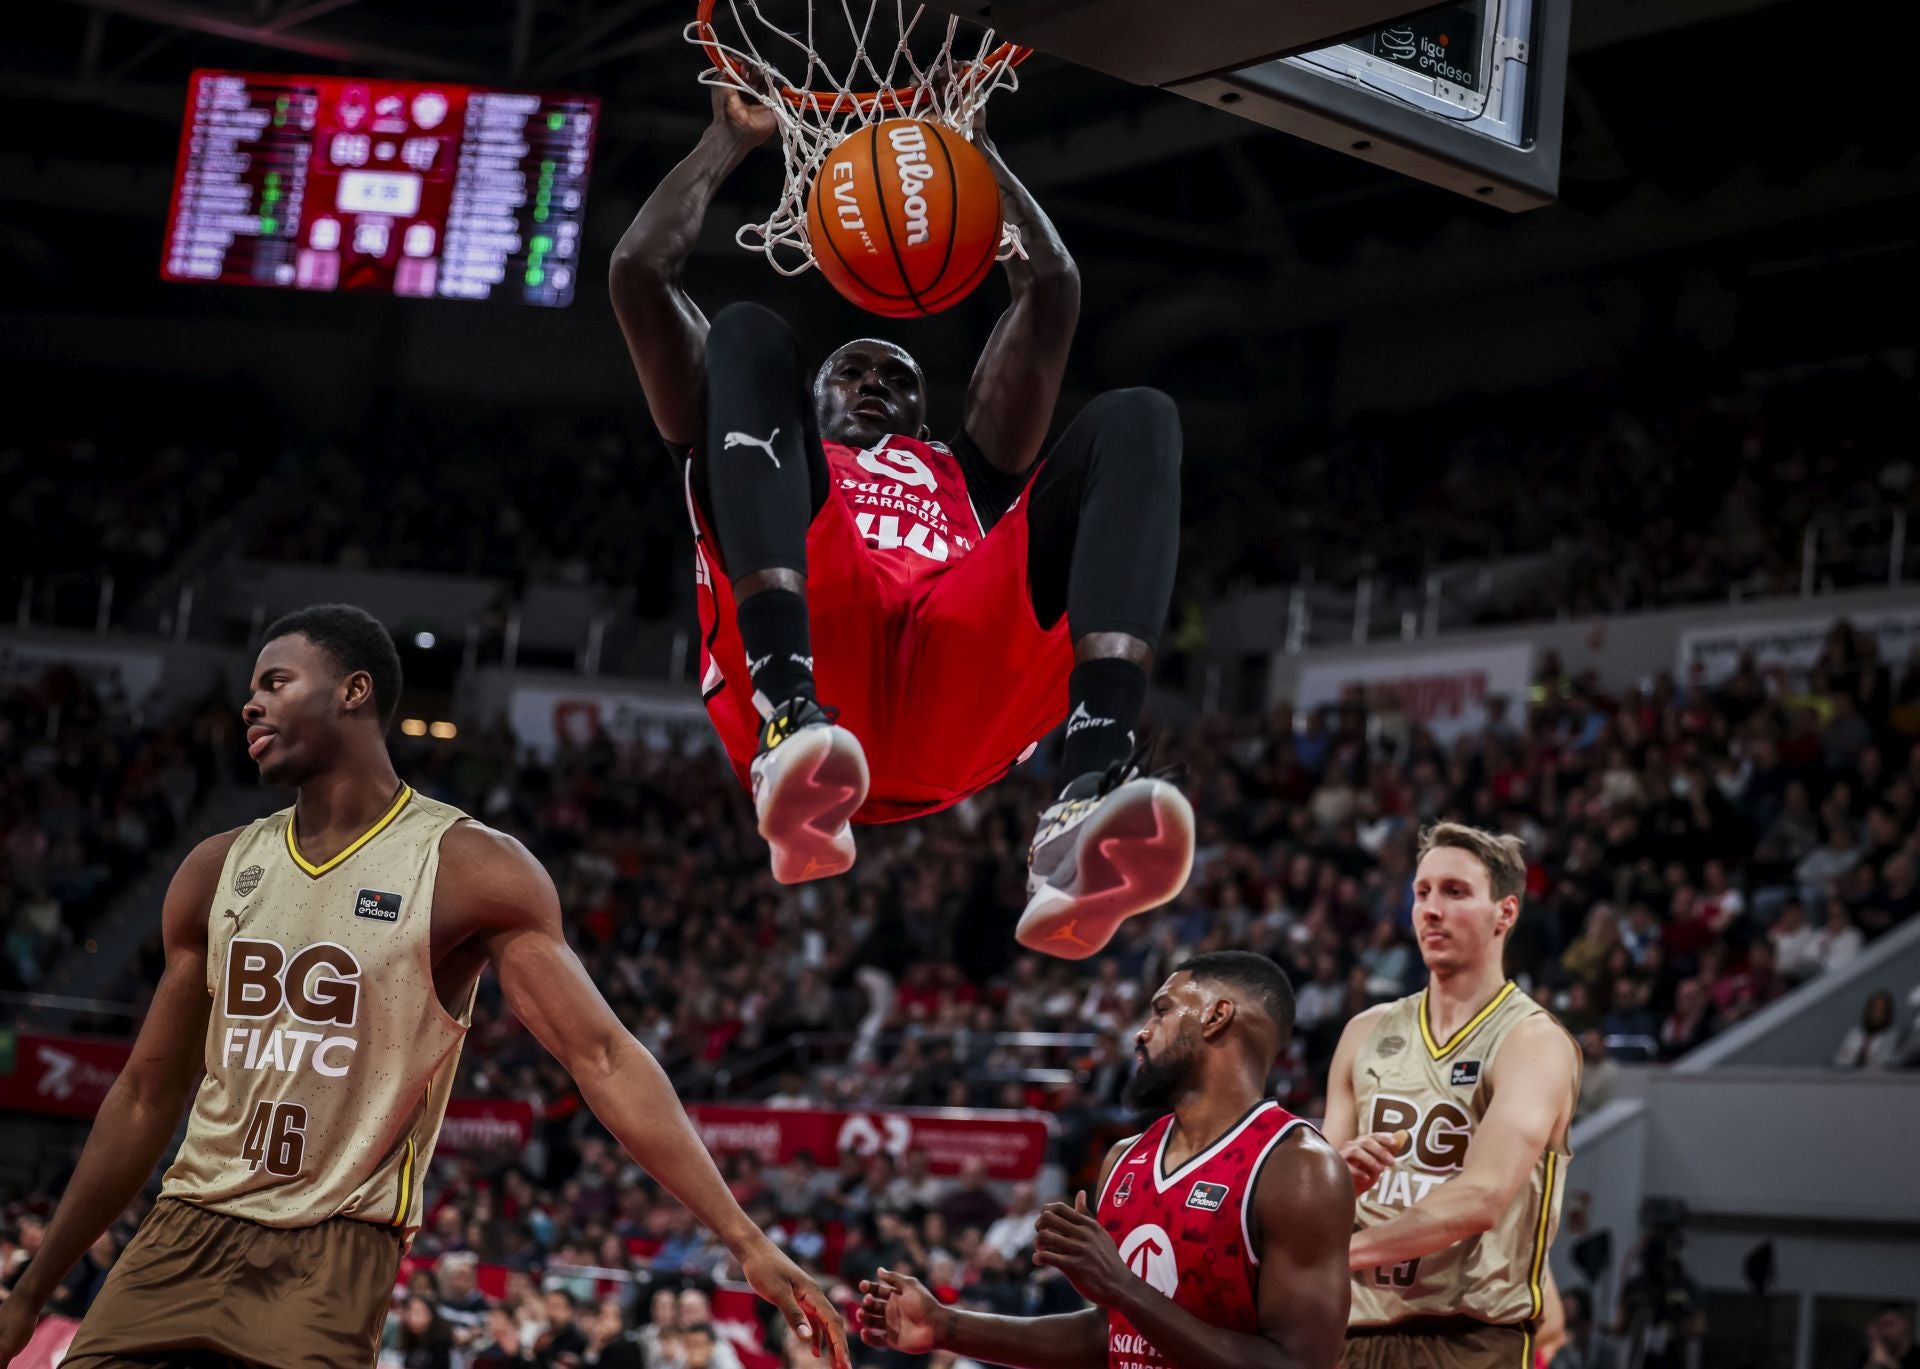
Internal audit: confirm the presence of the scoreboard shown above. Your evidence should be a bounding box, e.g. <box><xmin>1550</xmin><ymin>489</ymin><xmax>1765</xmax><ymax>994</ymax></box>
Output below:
<box><xmin>163</xmin><ymin>70</ymin><xmax>600</xmax><ymax>307</ymax></box>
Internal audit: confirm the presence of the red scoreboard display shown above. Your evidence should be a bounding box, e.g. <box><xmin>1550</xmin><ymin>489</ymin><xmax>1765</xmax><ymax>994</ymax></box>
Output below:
<box><xmin>163</xmin><ymin>70</ymin><xmax>600</xmax><ymax>307</ymax></box>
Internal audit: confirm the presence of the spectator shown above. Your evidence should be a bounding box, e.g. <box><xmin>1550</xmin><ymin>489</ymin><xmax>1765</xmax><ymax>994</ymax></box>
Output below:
<box><xmin>1816</xmin><ymin>901</ymin><xmax>1866</xmax><ymax>974</ymax></box>
<box><xmin>437</xmin><ymin>1250</ymin><xmax>492</xmax><ymax>1348</ymax></box>
<box><xmin>582</xmin><ymin>1297</ymin><xmax>646</xmax><ymax>1369</ymax></box>
<box><xmin>472</xmin><ymin>1304</ymin><xmax>541</xmax><ymax>1368</ymax></box>
<box><xmin>1862</xmin><ymin>1305</ymin><xmax>1920</xmax><ymax>1369</ymax></box>
<box><xmin>1561</xmin><ymin>904</ymin><xmax>1621</xmax><ymax>988</ymax></box>
<box><xmin>680</xmin><ymin>1324</ymin><xmax>720</xmax><ymax>1369</ymax></box>
<box><xmin>635</xmin><ymin>1288</ymin><xmax>678</xmax><ymax>1367</ymax></box>
<box><xmin>1552</xmin><ymin>1285</ymin><xmax>1621</xmax><ymax>1369</ymax></box>
<box><xmin>1660</xmin><ymin>979</ymin><xmax>1715</xmax><ymax>1060</ymax></box>
<box><xmin>1797</xmin><ymin>825</ymin><xmax>1863</xmax><ymax>909</ymax></box>
<box><xmin>1601</xmin><ymin>977</ymin><xmax>1658</xmax><ymax>1054</ymax></box>
<box><xmin>1575</xmin><ymin>1029</ymin><xmax>1620</xmax><ymax>1119</ymax></box>
<box><xmin>536</xmin><ymin>1288</ymin><xmax>588</xmax><ymax>1368</ymax></box>
<box><xmin>981</xmin><ymin>1183</ymin><xmax>1040</xmax><ymax>1263</ymax></box>
<box><xmin>1768</xmin><ymin>900</ymin><xmax>1823</xmax><ymax>981</ymax></box>
<box><xmin>397</xmin><ymin>1295</ymin><xmax>456</xmax><ymax>1369</ymax></box>
<box><xmin>937</xmin><ymin>1159</ymin><xmax>1003</xmax><ymax>1234</ymax></box>
<box><xmin>675</xmin><ymin>1290</ymin><xmax>743</xmax><ymax>1369</ymax></box>
<box><xmin>1833</xmin><ymin>989</ymin><xmax>1902</xmax><ymax>1070</ymax></box>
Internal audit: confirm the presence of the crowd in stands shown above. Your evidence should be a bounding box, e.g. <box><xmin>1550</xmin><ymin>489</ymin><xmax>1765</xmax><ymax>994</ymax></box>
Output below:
<box><xmin>0</xmin><ymin>669</ymin><xmax>235</xmax><ymax>994</ymax></box>
<box><xmin>222</xmin><ymin>363</ymin><xmax>1918</xmax><ymax>642</ymax></box>
<box><xmin>3</xmin><ymin>379</ymin><xmax>274</xmax><ymax>632</ymax></box>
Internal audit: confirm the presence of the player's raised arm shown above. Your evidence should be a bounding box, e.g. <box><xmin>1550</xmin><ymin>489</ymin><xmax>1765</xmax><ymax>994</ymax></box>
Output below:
<box><xmin>1347</xmin><ymin>1014</ymin><xmax>1576</xmax><ymax>1271</ymax></box>
<box><xmin>0</xmin><ymin>830</ymin><xmax>234</xmax><ymax>1360</ymax></box>
<box><xmin>609</xmin><ymin>85</ymin><xmax>775</xmax><ymax>446</ymax></box>
<box><xmin>958</xmin><ymin>112</ymin><xmax>1081</xmax><ymax>477</ymax></box>
<box><xmin>437</xmin><ymin>822</ymin><xmax>849</xmax><ymax>1369</ymax></box>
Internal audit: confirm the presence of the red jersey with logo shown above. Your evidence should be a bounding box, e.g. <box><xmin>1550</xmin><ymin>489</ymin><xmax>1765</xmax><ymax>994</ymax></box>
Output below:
<box><xmin>821</xmin><ymin>435</ymin><xmax>987</xmax><ymax>583</ymax></box>
<box><xmin>688</xmin><ymin>434</ymin><xmax>1072</xmax><ymax>823</ymax></box>
<box><xmin>1095</xmin><ymin>1102</ymin><xmax>1309</xmax><ymax>1369</ymax></box>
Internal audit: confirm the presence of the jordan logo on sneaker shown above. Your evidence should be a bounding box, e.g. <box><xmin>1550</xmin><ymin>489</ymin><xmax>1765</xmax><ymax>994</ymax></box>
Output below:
<box><xmin>1047</xmin><ymin>919</ymin><xmax>1094</xmax><ymax>950</ymax></box>
<box><xmin>1064</xmin><ymin>702</ymin><xmax>1114</xmax><ymax>738</ymax></box>
<box><xmin>723</xmin><ymin>428</ymin><xmax>783</xmax><ymax>469</ymax></box>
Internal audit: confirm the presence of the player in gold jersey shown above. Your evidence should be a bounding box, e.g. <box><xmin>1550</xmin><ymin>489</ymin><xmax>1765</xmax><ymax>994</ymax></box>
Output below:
<box><xmin>0</xmin><ymin>604</ymin><xmax>847</xmax><ymax>1369</ymax></box>
<box><xmin>1323</xmin><ymin>823</ymin><xmax>1579</xmax><ymax>1369</ymax></box>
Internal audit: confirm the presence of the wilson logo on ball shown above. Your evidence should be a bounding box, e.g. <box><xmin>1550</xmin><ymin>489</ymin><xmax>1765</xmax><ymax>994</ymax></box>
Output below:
<box><xmin>807</xmin><ymin>117</ymin><xmax>1002</xmax><ymax>319</ymax></box>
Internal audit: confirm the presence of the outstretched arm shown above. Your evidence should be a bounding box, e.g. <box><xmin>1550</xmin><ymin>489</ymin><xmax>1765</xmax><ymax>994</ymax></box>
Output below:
<box><xmin>0</xmin><ymin>831</ymin><xmax>234</xmax><ymax>1356</ymax></box>
<box><xmin>959</xmin><ymin>115</ymin><xmax>1080</xmax><ymax>477</ymax></box>
<box><xmin>609</xmin><ymin>85</ymin><xmax>774</xmax><ymax>446</ymax></box>
<box><xmin>437</xmin><ymin>823</ymin><xmax>848</xmax><ymax>1369</ymax></box>
<box><xmin>1348</xmin><ymin>1015</ymin><xmax>1576</xmax><ymax>1270</ymax></box>
<box><xmin>858</xmin><ymin>1141</ymin><xmax>1126</xmax><ymax>1369</ymax></box>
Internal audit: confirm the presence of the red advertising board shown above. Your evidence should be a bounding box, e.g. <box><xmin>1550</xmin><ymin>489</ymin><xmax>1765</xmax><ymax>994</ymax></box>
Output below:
<box><xmin>0</xmin><ymin>1031</ymin><xmax>132</xmax><ymax>1119</ymax></box>
<box><xmin>689</xmin><ymin>1104</ymin><xmax>1053</xmax><ymax>1180</ymax></box>
<box><xmin>438</xmin><ymin>1098</ymin><xmax>538</xmax><ymax>1156</ymax></box>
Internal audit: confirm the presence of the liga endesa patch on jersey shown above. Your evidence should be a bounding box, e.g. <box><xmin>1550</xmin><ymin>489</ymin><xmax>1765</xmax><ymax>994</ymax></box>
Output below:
<box><xmin>1185</xmin><ymin>1181</ymin><xmax>1230</xmax><ymax>1212</ymax></box>
<box><xmin>1450</xmin><ymin>1060</ymin><xmax>1482</xmax><ymax>1087</ymax></box>
<box><xmin>354</xmin><ymin>889</ymin><xmax>403</xmax><ymax>922</ymax></box>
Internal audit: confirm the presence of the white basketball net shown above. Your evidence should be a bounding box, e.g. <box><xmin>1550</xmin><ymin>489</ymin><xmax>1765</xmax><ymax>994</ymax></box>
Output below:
<box><xmin>690</xmin><ymin>0</ymin><xmax>1027</xmax><ymax>275</ymax></box>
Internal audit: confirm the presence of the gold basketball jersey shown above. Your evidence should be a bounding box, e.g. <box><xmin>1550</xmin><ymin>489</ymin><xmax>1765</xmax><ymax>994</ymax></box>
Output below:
<box><xmin>163</xmin><ymin>787</ymin><xmax>473</xmax><ymax>1234</ymax></box>
<box><xmin>1347</xmin><ymin>982</ymin><xmax>1574</xmax><ymax>1329</ymax></box>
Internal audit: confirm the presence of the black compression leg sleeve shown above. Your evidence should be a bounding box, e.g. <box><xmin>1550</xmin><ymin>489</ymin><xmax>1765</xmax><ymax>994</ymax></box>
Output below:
<box><xmin>700</xmin><ymin>302</ymin><xmax>832</xmax><ymax>581</ymax></box>
<box><xmin>1023</xmin><ymin>387</ymin><xmax>1182</xmax><ymax>644</ymax></box>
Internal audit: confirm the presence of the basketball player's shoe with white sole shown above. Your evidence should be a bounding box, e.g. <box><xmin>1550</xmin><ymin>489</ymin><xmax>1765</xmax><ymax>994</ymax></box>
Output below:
<box><xmin>1017</xmin><ymin>761</ymin><xmax>1196</xmax><ymax>959</ymax></box>
<box><xmin>751</xmin><ymin>696</ymin><xmax>869</xmax><ymax>884</ymax></box>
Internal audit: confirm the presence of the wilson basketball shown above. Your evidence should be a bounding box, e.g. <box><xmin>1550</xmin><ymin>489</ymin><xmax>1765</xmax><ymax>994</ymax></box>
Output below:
<box><xmin>806</xmin><ymin>118</ymin><xmax>1002</xmax><ymax>319</ymax></box>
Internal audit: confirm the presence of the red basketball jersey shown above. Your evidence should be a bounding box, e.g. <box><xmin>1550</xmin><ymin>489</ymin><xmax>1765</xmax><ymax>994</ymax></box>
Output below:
<box><xmin>1095</xmin><ymin>1101</ymin><xmax>1309</xmax><ymax>1369</ymax></box>
<box><xmin>822</xmin><ymin>435</ymin><xmax>987</xmax><ymax>584</ymax></box>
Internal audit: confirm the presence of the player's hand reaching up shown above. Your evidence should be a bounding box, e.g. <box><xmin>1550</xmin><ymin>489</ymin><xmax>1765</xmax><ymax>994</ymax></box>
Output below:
<box><xmin>708</xmin><ymin>77</ymin><xmax>777</xmax><ymax>148</ymax></box>
<box><xmin>740</xmin><ymin>1239</ymin><xmax>850</xmax><ymax>1369</ymax></box>
<box><xmin>1339</xmin><ymin>1129</ymin><xmax>1409</xmax><ymax>1195</ymax></box>
<box><xmin>1034</xmin><ymin>1190</ymin><xmax>1133</xmax><ymax>1308</ymax></box>
<box><xmin>857</xmin><ymin>1267</ymin><xmax>940</xmax><ymax>1354</ymax></box>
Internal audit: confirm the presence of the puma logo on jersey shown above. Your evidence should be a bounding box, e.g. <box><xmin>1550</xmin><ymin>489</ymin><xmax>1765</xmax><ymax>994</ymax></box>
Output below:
<box><xmin>723</xmin><ymin>428</ymin><xmax>782</xmax><ymax>469</ymax></box>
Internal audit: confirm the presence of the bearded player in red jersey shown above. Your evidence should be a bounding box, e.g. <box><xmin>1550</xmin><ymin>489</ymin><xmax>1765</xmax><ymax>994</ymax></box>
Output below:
<box><xmin>610</xmin><ymin>86</ymin><xmax>1192</xmax><ymax>957</ymax></box>
<box><xmin>859</xmin><ymin>952</ymin><xmax>1353</xmax><ymax>1369</ymax></box>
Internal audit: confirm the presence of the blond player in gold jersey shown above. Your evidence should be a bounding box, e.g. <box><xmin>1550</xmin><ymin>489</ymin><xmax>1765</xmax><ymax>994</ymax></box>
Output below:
<box><xmin>1323</xmin><ymin>823</ymin><xmax>1579</xmax><ymax>1369</ymax></box>
<box><xmin>0</xmin><ymin>604</ymin><xmax>847</xmax><ymax>1369</ymax></box>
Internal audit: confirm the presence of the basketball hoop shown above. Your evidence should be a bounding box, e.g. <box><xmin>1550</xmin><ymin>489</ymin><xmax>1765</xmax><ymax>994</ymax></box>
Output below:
<box><xmin>690</xmin><ymin>0</ymin><xmax>1031</xmax><ymax>275</ymax></box>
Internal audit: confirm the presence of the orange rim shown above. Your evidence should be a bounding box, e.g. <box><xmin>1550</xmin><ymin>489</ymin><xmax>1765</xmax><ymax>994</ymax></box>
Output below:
<box><xmin>695</xmin><ymin>0</ymin><xmax>1030</xmax><ymax>115</ymax></box>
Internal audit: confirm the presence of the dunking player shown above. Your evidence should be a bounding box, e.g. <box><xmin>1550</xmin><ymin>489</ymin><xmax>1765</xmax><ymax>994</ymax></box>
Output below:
<box><xmin>0</xmin><ymin>606</ymin><xmax>845</xmax><ymax>1369</ymax></box>
<box><xmin>859</xmin><ymin>952</ymin><xmax>1351</xmax><ymax>1368</ymax></box>
<box><xmin>1323</xmin><ymin>823</ymin><xmax>1580</xmax><ymax>1369</ymax></box>
<box><xmin>610</xmin><ymin>85</ymin><xmax>1192</xmax><ymax>956</ymax></box>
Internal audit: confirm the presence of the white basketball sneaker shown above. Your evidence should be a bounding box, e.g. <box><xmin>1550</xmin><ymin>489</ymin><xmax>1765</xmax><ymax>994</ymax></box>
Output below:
<box><xmin>750</xmin><ymin>696</ymin><xmax>869</xmax><ymax>884</ymax></box>
<box><xmin>1017</xmin><ymin>760</ymin><xmax>1195</xmax><ymax>960</ymax></box>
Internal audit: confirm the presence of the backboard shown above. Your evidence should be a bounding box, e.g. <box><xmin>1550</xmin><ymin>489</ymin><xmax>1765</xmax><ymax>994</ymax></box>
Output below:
<box><xmin>932</xmin><ymin>0</ymin><xmax>1569</xmax><ymax>210</ymax></box>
